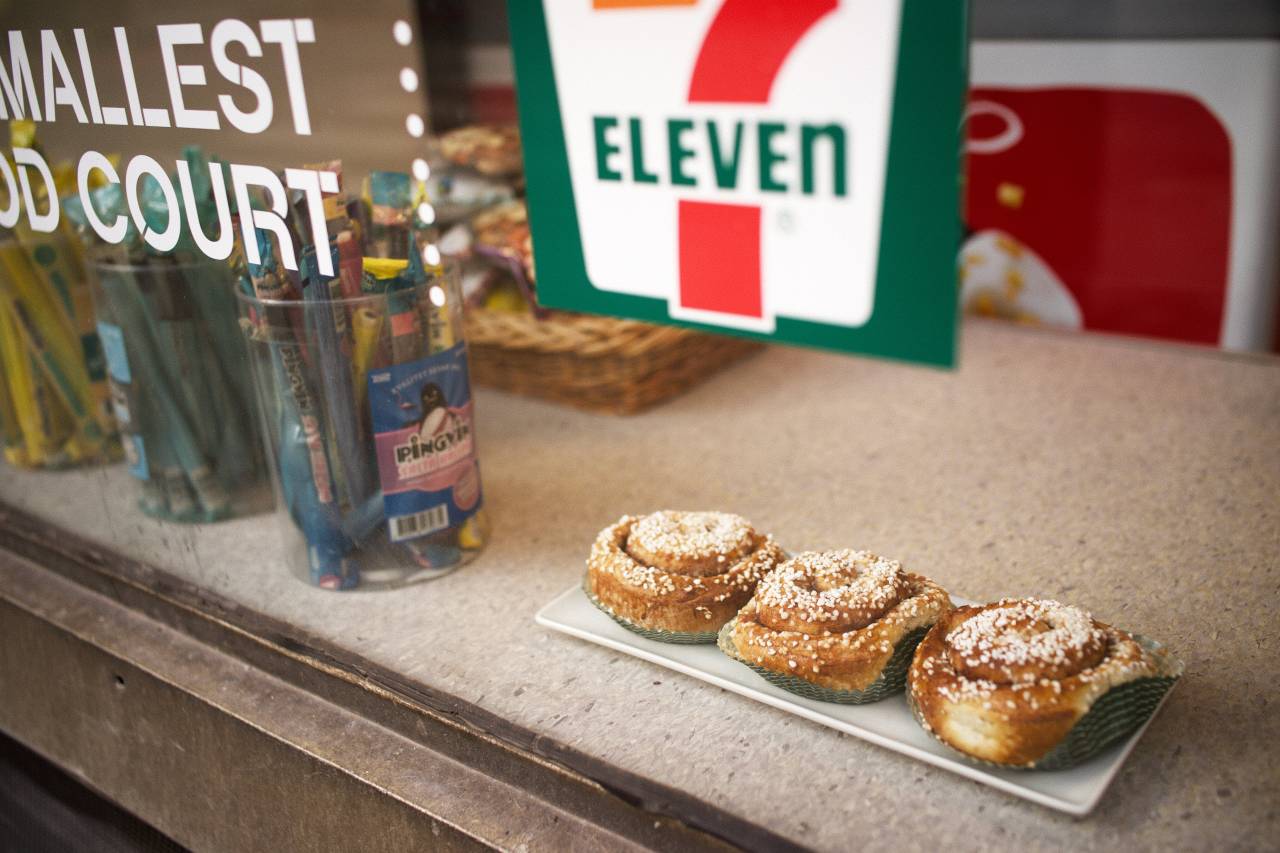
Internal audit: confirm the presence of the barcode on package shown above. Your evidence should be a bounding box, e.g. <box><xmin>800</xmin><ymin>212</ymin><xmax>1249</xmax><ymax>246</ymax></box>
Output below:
<box><xmin>389</xmin><ymin>505</ymin><xmax>449</xmax><ymax>542</ymax></box>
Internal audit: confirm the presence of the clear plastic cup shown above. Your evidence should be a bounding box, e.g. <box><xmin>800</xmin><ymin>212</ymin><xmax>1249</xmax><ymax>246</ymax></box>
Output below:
<box><xmin>237</xmin><ymin>261</ymin><xmax>488</xmax><ymax>590</ymax></box>
<box><xmin>88</xmin><ymin>256</ymin><xmax>266</xmax><ymax>521</ymax></box>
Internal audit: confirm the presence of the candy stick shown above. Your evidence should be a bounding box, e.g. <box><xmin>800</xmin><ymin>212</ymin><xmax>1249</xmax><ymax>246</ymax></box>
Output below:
<box><xmin>362</xmin><ymin>257</ymin><xmax>423</xmax><ymax>363</ymax></box>
<box><xmin>0</xmin><ymin>280</ymin><xmax>103</xmax><ymax>449</ymax></box>
<box><xmin>127</xmin><ymin>357</ymin><xmax>191</xmax><ymax>521</ymax></box>
<box><xmin>339</xmin><ymin>490</ymin><xmax>385</xmax><ymax>545</ymax></box>
<box><xmin>337</xmin><ymin>231</ymin><xmax>364</xmax><ymax>299</ymax></box>
<box><xmin>364</xmin><ymin>171</ymin><xmax>412</xmax><ymax>259</ymax></box>
<box><xmin>135</xmin><ymin>419</ymin><xmax>173</xmax><ymax>518</ymax></box>
<box><xmin>273</xmin><ymin>351</ymin><xmax>357</xmax><ymax>588</ymax></box>
<box><xmin>349</xmin><ymin>306</ymin><xmax>384</xmax><ymax>414</ymax></box>
<box><xmin>302</xmin><ymin>244</ymin><xmax>371</xmax><ymax>511</ymax></box>
<box><xmin>139</xmin><ymin>259</ymin><xmax>215</xmax><ymax>457</ymax></box>
<box><xmin>10</xmin><ymin>122</ymin><xmax>112</xmax><ymax>444</ymax></box>
<box><xmin>245</xmin><ymin>235</ymin><xmax>334</xmax><ymax>503</ymax></box>
<box><xmin>156</xmin><ymin>262</ymin><xmax>244</xmax><ymax>496</ymax></box>
<box><xmin>408</xmin><ymin>233</ymin><xmax>455</xmax><ymax>353</ymax></box>
<box><xmin>161</xmin><ymin>465</ymin><xmax>198</xmax><ymax>520</ymax></box>
<box><xmin>112</xmin><ymin>325</ymin><xmax>170</xmax><ymax>517</ymax></box>
<box><xmin>244</xmin><ymin>231</ymin><xmax>358</xmax><ymax>584</ymax></box>
<box><xmin>0</xmin><ymin>344</ymin><xmax>22</xmax><ymax>458</ymax></box>
<box><xmin>296</xmin><ymin>160</ymin><xmax>363</xmax><ymax>283</ymax></box>
<box><xmin>459</xmin><ymin>511</ymin><xmax>488</xmax><ymax>550</ymax></box>
<box><xmin>184</xmin><ymin>272</ymin><xmax>256</xmax><ymax>489</ymax></box>
<box><xmin>12</xmin><ymin>223</ymin><xmax>80</xmax><ymax>351</ymax></box>
<box><xmin>0</xmin><ymin>243</ymin><xmax>103</xmax><ymax>450</ymax></box>
<box><xmin>0</xmin><ymin>288</ymin><xmax>55</xmax><ymax>465</ymax></box>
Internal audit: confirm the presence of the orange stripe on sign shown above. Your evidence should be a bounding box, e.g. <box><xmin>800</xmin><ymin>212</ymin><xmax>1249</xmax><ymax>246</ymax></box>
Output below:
<box><xmin>593</xmin><ymin>0</ymin><xmax>697</xmax><ymax>8</ymax></box>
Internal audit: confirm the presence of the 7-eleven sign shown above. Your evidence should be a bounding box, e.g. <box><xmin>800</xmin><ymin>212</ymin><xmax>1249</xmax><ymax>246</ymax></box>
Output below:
<box><xmin>509</xmin><ymin>0</ymin><xmax>966</xmax><ymax>365</ymax></box>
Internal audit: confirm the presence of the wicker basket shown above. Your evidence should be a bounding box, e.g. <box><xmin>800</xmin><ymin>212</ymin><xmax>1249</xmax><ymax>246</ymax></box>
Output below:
<box><xmin>463</xmin><ymin>307</ymin><xmax>763</xmax><ymax>414</ymax></box>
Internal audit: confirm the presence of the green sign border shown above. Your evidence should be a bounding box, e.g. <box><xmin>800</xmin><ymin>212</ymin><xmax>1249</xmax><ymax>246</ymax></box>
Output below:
<box><xmin>507</xmin><ymin>0</ymin><xmax>967</xmax><ymax>367</ymax></box>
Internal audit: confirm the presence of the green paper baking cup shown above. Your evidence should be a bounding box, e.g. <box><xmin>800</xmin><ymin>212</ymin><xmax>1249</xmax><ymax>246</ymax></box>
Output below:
<box><xmin>717</xmin><ymin>618</ymin><xmax>929</xmax><ymax>704</ymax></box>
<box><xmin>582</xmin><ymin>577</ymin><xmax>720</xmax><ymax>644</ymax></box>
<box><xmin>909</xmin><ymin>635</ymin><xmax>1183</xmax><ymax>771</ymax></box>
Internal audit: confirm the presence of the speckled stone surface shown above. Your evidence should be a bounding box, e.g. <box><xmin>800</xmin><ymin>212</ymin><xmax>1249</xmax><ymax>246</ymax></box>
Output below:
<box><xmin>2</xmin><ymin>321</ymin><xmax>1278</xmax><ymax>851</ymax></box>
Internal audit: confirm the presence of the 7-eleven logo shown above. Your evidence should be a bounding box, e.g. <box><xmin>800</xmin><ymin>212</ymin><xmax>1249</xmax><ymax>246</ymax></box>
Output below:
<box><xmin>543</xmin><ymin>0</ymin><xmax>903</xmax><ymax>333</ymax></box>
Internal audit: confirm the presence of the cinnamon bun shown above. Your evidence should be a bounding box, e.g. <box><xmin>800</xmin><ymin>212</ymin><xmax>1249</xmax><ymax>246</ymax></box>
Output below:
<box><xmin>585</xmin><ymin>511</ymin><xmax>785</xmax><ymax>643</ymax></box>
<box><xmin>720</xmin><ymin>550</ymin><xmax>951</xmax><ymax>702</ymax></box>
<box><xmin>908</xmin><ymin>598</ymin><xmax>1182</xmax><ymax>769</ymax></box>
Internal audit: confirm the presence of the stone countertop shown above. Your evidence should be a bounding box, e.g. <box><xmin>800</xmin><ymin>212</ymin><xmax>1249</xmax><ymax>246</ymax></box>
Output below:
<box><xmin>2</xmin><ymin>321</ymin><xmax>1277</xmax><ymax>851</ymax></box>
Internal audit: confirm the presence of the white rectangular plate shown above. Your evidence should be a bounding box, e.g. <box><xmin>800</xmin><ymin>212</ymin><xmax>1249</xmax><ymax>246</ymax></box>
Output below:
<box><xmin>535</xmin><ymin>584</ymin><xmax>1178</xmax><ymax>815</ymax></box>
